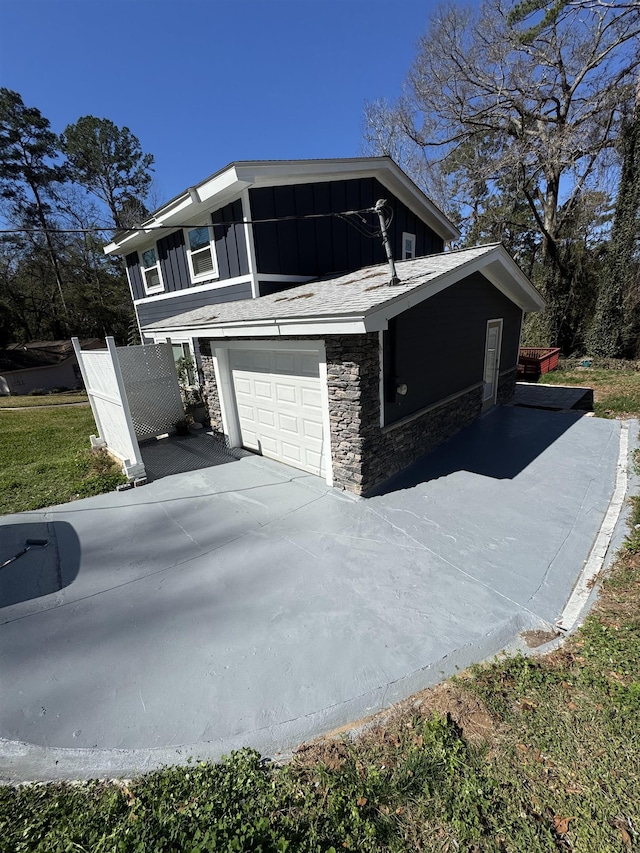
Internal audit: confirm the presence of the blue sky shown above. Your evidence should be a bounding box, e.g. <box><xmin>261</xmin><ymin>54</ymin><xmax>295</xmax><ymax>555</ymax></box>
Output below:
<box><xmin>1</xmin><ymin>0</ymin><xmax>441</xmax><ymax>206</ymax></box>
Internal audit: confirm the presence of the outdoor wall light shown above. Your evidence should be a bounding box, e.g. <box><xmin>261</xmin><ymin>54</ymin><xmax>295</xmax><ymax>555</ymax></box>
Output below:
<box><xmin>396</xmin><ymin>383</ymin><xmax>408</xmax><ymax>396</ymax></box>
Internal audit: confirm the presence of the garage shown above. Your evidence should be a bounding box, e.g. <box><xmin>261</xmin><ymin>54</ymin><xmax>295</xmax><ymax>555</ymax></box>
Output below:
<box><xmin>227</xmin><ymin>346</ymin><xmax>327</xmax><ymax>477</ymax></box>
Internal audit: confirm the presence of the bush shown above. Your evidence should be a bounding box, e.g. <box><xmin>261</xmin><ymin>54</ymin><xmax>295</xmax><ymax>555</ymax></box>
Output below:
<box><xmin>29</xmin><ymin>388</ymin><xmax>47</xmax><ymax>396</ymax></box>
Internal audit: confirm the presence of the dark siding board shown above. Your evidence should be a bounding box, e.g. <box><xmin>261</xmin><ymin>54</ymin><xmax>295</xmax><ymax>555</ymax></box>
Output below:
<box><xmin>157</xmin><ymin>231</ymin><xmax>189</xmax><ymax>293</ymax></box>
<box><xmin>249</xmin><ymin>177</ymin><xmax>443</xmax><ymax>282</ymax></box>
<box><xmin>210</xmin><ymin>198</ymin><xmax>249</xmax><ymax>282</ymax></box>
<box><xmin>233</xmin><ymin>199</ymin><xmax>249</xmax><ymax>276</ymax></box>
<box><xmin>295</xmin><ymin>183</ymin><xmax>317</xmax><ymax>272</ymax></box>
<box><xmin>329</xmin><ymin>182</ymin><xmax>349</xmax><ymax>272</ymax></box>
<box><xmin>384</xmin><ymin>272</ymin><xmax>523</xmax><ymax>424</ymax></box>
<box><xmin>136</xmin><ymin>282</ymin><xmax>253</xmax><ymax>328</ymax></box>
<box><xmin>212</xmin><ymin>208</ymin><xmax>231</xmax><ymax>281</ymax></box>
<box><xmin>250</xmin><ymin>187</ymin><xmax>281</xmax><ymax>273</ymax></box>
<box><xmin>125</xmin><ymin>253</ymin><xmax>145</xmax><ymax>301</ymax></box>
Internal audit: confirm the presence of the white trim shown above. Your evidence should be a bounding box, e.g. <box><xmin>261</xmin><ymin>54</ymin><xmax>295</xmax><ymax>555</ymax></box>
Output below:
<box><xmin>557</xmin><ymin>421</ymin><xmax>629</xmax><ymax>632</ymax></box>
<box><xmin>365</xmin><ymin>246</ymin><xmax>544</xmax><ymax>331</ymax></box>
<box><xmin>140</xmin><ymin>246</ymin><xmax>164</xmax><ymax>295</ymax></box>
<box><xmin>212</xmin><ymin>347</ymin><xmax>240</xmax><ymax>446</ymax></box>
<box><xmin>149</xmin><ymin>319</ymin><xmax>368</xmax><ymax>338</ymax></box>
<box><xmin>134</xmin><ymin>274</ymin><xmax>253</xmax><ymax>304</ymax></box>
<box><xmin>482</xmin><ymin>318</ymin><xmax>503</xmax><ymax>410</ymax></box>
<box><xmin>382</xmin><ymin>381</ymin><xmax>484</xmax><ymax>433</ymax></box>
<box><xmin>401</xmin><ymin>232</ymin><xmax>416</xmax><ymax>260</ymax></box>
<box><xmin>184</xmin><ymin>225</ymin><xmax>219</xmax><ymax>284</ymax></box>
<box><xmin>103</xmin><ymin>157</ymin><xmax>460</xmax><ymax>257</ymax></box>
<box><xmin>209</xmin><ymin>338</ymin><xmax>326</xmax><ymax>353</ymax></box>
<box><xmin>378</xmin><ymin>330</ymin><xmax>385</xmax><ymax>428</ymax></box>
<box><xmin>317</xmin><ymin>341</ymin><xmax>333</xmax><ymax>487</ymax></box>
<box><xmin>241</xmin><ymin>189</ymin><xmax>259</xmax><ymax>299</ymax></box>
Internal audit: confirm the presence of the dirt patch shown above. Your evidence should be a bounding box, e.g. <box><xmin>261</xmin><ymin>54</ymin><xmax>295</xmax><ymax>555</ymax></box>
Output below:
<box><xmin>521</xmin><ymin>629</ymin><xmax>561</xmax><ymax>648</ymax></box>
<box><xmin>294</xmin><ymin>681</ymin><xmax>497</xmax><ymax>767</ymax></box>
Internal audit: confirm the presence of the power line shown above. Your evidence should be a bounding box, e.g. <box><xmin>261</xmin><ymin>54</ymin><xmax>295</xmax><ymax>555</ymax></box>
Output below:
<box><xmin>0</xmin><ymin>206</ymin><xmax>393</xmax><ymax>236</ymax></box>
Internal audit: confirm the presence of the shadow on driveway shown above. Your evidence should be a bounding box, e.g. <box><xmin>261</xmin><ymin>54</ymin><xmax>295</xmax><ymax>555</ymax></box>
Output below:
<box><xmin>0</xmin><ymin>521</ymin><xmax>80</xmax><ymax>609</ymax></box>
<box><xmin>372</xmin><ymin>406</ymin><xmax>586</xmax><ymax>495</ymax></box>
<box><xmin>139</xmin><ymin>431</ymin><xmax>251</xmax><ymax>482</ymax></box>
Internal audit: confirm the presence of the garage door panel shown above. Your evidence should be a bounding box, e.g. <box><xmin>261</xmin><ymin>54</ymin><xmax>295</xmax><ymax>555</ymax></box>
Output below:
<box><xmin>256</xmin><ymin>408</ymin><xmax>276</xmax><ymax>428</ymax></box>
<box><xmin>278</xmin><ymin>413</ymin><xmax>299</xmax><ymax>434</ymax></box>
<box><xmin>302</xmin><ymin>419</ymin><xmax>323</xmax><ymax>440</ymax></box>
<box><xmin>275</xmin><ymin>383</ymin><xmax>297</xmax><ymax>404</ymax></box>
<box><xmin>281</xmin><ymin>441</ymin><xmax>303</xmax><ymax>463</ymax></box>
<box><xmin>234</xmin><ymin>375</ymin><xmax>252</xmax><ymax>395</ymax></box>
<box><xmin>230</xmin><ymin>347</ymin><xmax>326</xmax><ymax>477</ymax></box>
<box><xmin>298</xmin><ymin>354</ymin><xmax>321</xmax><ymax>377</ymax></box>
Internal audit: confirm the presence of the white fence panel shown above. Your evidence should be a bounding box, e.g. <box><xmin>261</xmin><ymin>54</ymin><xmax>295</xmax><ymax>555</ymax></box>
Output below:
<box><xmin>118</xmin><ymin>344</ymin><xmax>184</xmax><ymax>441</ymax></box>
<box><xmin>73</xmin><ymin>337</ymin><xmax>145</xmax><ymax>479</ymax></box>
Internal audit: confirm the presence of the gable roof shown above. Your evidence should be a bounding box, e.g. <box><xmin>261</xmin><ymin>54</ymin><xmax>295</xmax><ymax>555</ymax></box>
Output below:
<box><xmin>104</xmin><ymin>157</ymin><xmax>460</xmax><ymax>256</ymax></box>
<box><xmin>147</xmin><ymin>243</ymin><xmax>544</xmax><ymax>338</ymax></box>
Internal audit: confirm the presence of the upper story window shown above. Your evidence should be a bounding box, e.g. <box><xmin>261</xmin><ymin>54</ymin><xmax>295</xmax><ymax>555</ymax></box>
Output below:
<box><xmin>402</xmin><ymin>232</ymin><xmax>416</xmax><ymax>260</ymax></box>
<box><xmin>140</xmin><ymin>246</ymin><xmax>164</xmax><ymax>293</ymax></box>
<box><xmin>185</xmin><ymin>226</ymin><xmax>218</xmax><ymax>282</ymax></box>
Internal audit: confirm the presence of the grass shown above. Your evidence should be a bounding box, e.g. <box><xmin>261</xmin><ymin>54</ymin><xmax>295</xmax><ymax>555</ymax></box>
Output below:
<box><xmin>1</xmin><ymin>365</ymin><xmax>639</xmax><ymax>850</ymax></box>
<box><xmin>0</xmin><ymin>407</ymin><xmax>126</xmax><ymax>514</ymax></box>
<box><xmin>0</xmin><ymin>391</ymin><xmax>88</xmax><ymax>408</ymax></box>
<box><xmin>1</xmin><ymin>545</ymin><xmax>638</xmax><ymax>850</ymax></box>
<box><xmin>538</xmin><ymin>365</ymin><xmax>640</xmax><ymax>418</ymax></box>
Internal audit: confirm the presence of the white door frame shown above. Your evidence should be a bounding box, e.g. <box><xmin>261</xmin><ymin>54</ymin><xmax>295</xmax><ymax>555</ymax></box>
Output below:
<box><xmin>210</xmin><ymin>339</ymin><xmax>333</xmax><ymax>486</ymax></box>
<box><xmin>482</xmin><ymin>318</ymin><xmax>503</xmax><ymax>411</ymax></box>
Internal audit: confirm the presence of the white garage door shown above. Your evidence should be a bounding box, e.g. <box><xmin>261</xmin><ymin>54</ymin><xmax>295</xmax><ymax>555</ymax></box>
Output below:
<box><xmin>229</xmin><ymin>348</ymin><xmax>326</xmax><ymax>476</ymax></box>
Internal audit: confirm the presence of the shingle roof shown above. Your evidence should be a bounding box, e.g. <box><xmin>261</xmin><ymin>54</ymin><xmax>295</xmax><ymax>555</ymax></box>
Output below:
<box><xmin>148</xmin><ymin>244</ymin><xmax>543</xmax><ymax>336</ymax></box>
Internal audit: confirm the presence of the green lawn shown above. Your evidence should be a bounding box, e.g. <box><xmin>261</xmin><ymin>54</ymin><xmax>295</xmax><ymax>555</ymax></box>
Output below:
<box><xmin>538</xmin><ymin>366</ymin><xmax>640</xmax><ymax>418</ymax></box>
<box><xmin>0</xmin><ymin>407</ymin><xmax>125</xmax><ymax>514</ymax></box>
<box><xmin>1</xmin><ymin>367</ymin><xmax>639</xmax><ymax>850</ymax></box>
<box><xmin>2</xmin><ymin>547</ymin><xmax>638</xmax><ymax>851</ymax></box>
<box><xmin>0</xmin><ymin>390</ymin><xmax>88</xmax><ymax>408</ymax></box>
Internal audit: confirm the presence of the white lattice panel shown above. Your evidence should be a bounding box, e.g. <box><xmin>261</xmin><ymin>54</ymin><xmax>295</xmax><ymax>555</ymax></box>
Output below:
<box><xmin>81</xmin><ymin>351</ymin><xmax>120</xmax><ymax>400</ymax></box>
<box><xmin>74</xmin><ymin>336</ymin><xmax>146</xmax><ymax>478</ymax></box>
<box><xmin>118</xmin><ymin>344</ymin><xmax>184</xmax><ymax>440</ymax></box>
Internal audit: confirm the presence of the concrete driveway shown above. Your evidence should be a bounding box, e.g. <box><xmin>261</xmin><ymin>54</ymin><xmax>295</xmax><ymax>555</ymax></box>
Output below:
<box><xmin>0</xmin><ymin>406</ymin><xmax>632</xmax><ymax>781</ymax></box>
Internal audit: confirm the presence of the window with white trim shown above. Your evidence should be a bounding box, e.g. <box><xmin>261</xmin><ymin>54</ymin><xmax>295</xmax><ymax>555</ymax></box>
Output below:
<box><xmin>185</xmin><ymin>226</ymin><xmax>218</xmax><ymax>282</ymax></box>
<box><xmin>171</xmin><ymin>341</ymin><xmax>196</xmax><ymax>386</ymax></box>
<box><xmin>402</xmin><ymin>232</ymin><xmax>416</xmax><ymax>260</ymax></box>
<box><xmin>140</xmin><ymin>246</ymin><xmax>164</xmax><ymax>293</ymax></box>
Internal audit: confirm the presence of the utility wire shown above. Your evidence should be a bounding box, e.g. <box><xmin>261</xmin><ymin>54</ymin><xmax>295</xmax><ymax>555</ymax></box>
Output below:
<box><xmin>0</xmin><ymin>206</ymin><xmax>393</xmax><ymax>236</ymax></box>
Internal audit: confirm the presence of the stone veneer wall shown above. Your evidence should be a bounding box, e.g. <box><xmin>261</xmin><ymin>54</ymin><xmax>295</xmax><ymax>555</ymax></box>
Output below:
<box><xmin>325</xmin><ymin>334</ymin><xmax>483</xmax><ymax>495</ymax></box>
<box><xmin>197</xmin><ymin>340</ymin><xmax>223</xmax><ymax>434</ymax></box>
<box><xmin>196</xmin><ymin>334</ymin><xmax>491</xmax><ymax>496</ymax></box>
<box><xmin>496</xmin><ymin>367</ymin><xmax>518</xmax><ymax>405</ymax></box>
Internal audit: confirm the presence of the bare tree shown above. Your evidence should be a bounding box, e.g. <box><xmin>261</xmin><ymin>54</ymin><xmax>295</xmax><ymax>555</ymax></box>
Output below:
<box><xmin>364</xmin><ymin>0</ymin><xmax>640</xmax><ymax>347</ymax></box>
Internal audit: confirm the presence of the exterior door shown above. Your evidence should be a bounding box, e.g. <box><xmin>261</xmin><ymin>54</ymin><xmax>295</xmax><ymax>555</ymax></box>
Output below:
<box><xmin>482</xmin><ymin>319</ymin><xmax>503</xmax><ymax>411</ymax></box>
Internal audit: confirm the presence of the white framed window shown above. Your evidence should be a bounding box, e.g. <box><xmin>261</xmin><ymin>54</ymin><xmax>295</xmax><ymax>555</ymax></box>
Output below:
<box><xmin>185</xmin><ymin>226</ymin><xmax>218</xmax><ymax>282</ymax></box>
<box><xmin>402</xmin><ymin>232</ymin><xmax>416</xmax><ymax>260</ymax></box>
<box><xmin>140</xmin><ymin>246</ymin><xmax>164</xmax><ymax>293</ymax></box>
<box><xmin>171</xmin><ymin>340</ymin><xmax>196</xmax><ymax>386</ymax></box>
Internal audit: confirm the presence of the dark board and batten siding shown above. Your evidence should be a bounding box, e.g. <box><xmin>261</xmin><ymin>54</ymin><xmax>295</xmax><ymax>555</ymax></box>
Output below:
<box><xmin>158</xmin><ymin>230</ymin><xmax>190</xmax><ymax>291</ymax></box>
<box><xmin>125</xmin><ymin>199</ymin><xmax>249</xmax><ymax>296</ymax></box>
<box><xmin>136</xmin><ymin>282</ymin><xmax>253</xmax><ymax>329</ymax></box>
<box><xmin>212</xmin><ymin>199</ymin><xmax>250</xmax><ymax>280</ymax></box>
<box><xmin>250</xmin><ymin>178</ymin><xmax>443</xmax><ymax>279</ymax></box>
<box><xmin>383</xmin><ymin>272</ymin><xmax>522</xmax><ymax>424</ymax></box>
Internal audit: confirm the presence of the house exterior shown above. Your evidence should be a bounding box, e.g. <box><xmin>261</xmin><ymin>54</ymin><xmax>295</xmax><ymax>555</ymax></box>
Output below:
<box><xmin>0</xmin><ymin>339</ymin><xmax>104</xmax><ymax>396</ymax></box>
<box><xmin>105</xmin><ymin>158</ymin><xmax>544</xmax><ymax>495</ymax></box>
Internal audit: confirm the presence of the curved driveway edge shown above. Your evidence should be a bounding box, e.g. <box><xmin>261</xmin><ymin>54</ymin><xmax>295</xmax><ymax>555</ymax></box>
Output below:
<box><xmin>0</xmin><ymin>407</ymin><xmax>634</xmax><ymax>782</ymax></box>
